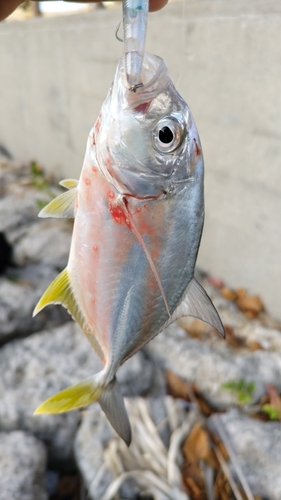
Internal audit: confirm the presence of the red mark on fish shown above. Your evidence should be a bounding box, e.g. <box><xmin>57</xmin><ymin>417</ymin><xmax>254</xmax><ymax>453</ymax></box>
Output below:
<box><xmin>108</xmin><ymin>201</ymin><xmax>132</xmax><ymax>229</ymax></box>
<box><xmin>193</xmin><ymin>138</ymin><xmax>201</xmax><ymax>156</ymax></box>
<box><xmin>134</xmin><ymin>101</ymin><xmax>151</xmax><ymax>113</ymax></box>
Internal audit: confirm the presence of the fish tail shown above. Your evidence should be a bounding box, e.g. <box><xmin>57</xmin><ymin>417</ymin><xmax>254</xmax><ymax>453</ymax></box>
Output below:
<box><xmin>34</xmin><ymin>373</ymin><xmax>131</xmax><ymax>446</ymax></box>
<box><xmin>99</xmin><ymin>377</ymin><xmax>131</xmax><ymax>446</ymax></box>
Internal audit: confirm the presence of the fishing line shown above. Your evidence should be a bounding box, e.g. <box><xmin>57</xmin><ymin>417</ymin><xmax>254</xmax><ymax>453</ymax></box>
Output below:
<box><xmin>175</xmin><ymin>0</ymin><xmax>187</xmax><ymax>90</ymax></box>
<box><xmin>115</xmin><ymin>22</ymin><xmax>123</xmax><ymax>42</ymax></box>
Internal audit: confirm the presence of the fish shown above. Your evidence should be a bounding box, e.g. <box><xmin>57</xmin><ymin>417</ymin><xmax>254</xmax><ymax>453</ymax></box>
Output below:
<box><xmin>33</xmin><ymin>51</ymin><xmax>224</xmax><ymax>446</ymax></box>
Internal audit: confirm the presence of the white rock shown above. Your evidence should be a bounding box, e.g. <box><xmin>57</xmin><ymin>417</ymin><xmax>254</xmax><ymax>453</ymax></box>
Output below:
<box><xmin>0</xmin><ymin>322</ymin><xmax>160</xmax><ymax>462</ymax></box>
<box><xmin>75</xmin><ymin>405</ymin><xmax>114</xmax><ymax>500</ymax></box>
<box><xmin>0</xmin><ymin>430</ymin><xmax>47</xmax><ymax>500</ymax></box>
<box><xmin>210</xmin><ymin>409</ymin><xmax>281</xmax><ymax>500</ymax></box>
<box><xmin>0</xmin><ymin>270</ymin><xmax>68</xmax><ymax>342</ymax></box>
<box><xmin>147</xmin><ymin>322</ymin><xmax>281</xmax><ymax>407</ymax></box>
<box><xmin>13</xmin><ymin>219</ymin><xmax>72</xmax><ymax>270</ymax></box>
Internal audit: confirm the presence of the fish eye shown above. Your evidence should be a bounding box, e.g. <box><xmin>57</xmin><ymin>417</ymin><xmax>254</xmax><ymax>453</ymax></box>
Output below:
<box><xmin>153</xmin><ymin>116</ymin><xmax>184</xmax><ymax>153</ymax></box>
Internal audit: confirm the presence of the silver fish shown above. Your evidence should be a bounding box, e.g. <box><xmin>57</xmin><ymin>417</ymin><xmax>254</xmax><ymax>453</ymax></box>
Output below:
<box><xmin>33</xmin><ymin>52</ymin><xmax>224</xmax><ymax>446</ymax></box>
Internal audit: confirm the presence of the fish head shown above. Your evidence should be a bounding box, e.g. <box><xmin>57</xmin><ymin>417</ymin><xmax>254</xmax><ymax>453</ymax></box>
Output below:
<box><xmin>95</xmin><ymin>52</ymin><xmax>203</xmax><ymax>198</ymax></box>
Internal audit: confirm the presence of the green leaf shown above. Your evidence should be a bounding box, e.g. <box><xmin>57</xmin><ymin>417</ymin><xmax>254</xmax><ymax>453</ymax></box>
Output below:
<box><xmin>221</xmin><ymin>379</ymin><xmax>255</xmax><ymax>406</ymax></box>
<box><xmin>262</xmin><ymin>404</ymin><xmax>279</xmax><ymax>421</ymax></box>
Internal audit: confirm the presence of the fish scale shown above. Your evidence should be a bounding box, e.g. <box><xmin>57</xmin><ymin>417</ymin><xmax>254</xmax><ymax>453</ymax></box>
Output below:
<box><xmin>33</xmin><ymin>51</ymin><xmax>224</xmax><ymax>446</ymax></box>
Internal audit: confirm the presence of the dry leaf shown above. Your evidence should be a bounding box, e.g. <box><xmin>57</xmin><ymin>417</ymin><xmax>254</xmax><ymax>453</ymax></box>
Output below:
<box><xmin>251</xmin><ymin>411</ymin><xmax>270</xmax><ymax>422</ymax></box>
<box><xmin>192</xmin><ymin>389</ymin><xmax>215</xmax><ymax>417</ymax></box>
<box><xmin>247</xmin><ymin>340</ymin><xmax>263</xmax><ymax>351</ymax></box>
<box><xmin>178</xmin><ymin>317</ymin><xmax>209</xmax><ymax>338</ymax></box>
<box><xmin>224</xmin><ymin>325</ymin><xmax>246</xmax><ymax>349</ymax></box>
<box><xmin>214</xmin><ymin>469</ymin><xmax>232</xmax><ymax>500</ymax></box>
<box><xmin>236</xmin><ymin>288</ymin><xmax>247</xmax><ymax>299</ymax></box>
<box><xmin>165</xmin><ymin>370</ymin><xmax>188</xmax><ymax>400</ymax></box>
<box><xmin>236</xmin><ymin>294</ymin><xmax>264</xmax><ymax>316</ymax></box>
<box><xmin>182</xmin><ymin>463</ymin><xmax>207</xmax><ymax>500</ymax></box>
<box><xmin>165</xmin><ymin>372</ymin><xmax>215</xmax><ymax>416</ymax></box>
<box><xmin>221</xmin><ymin>287</ymin><xmax>237</xmax><ymax>301</ymax></box>
<box><xmin>182</xmin><ymin>422</ymin><xmax>210</xmax><ymax>464</ymax></box>
<box><xmin>266</xmin><ymin>384</ymin><xmax>281</xmax><ymax>419</ymax></box>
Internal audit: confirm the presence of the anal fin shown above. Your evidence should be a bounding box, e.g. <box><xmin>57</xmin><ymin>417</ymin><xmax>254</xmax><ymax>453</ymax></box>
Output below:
<box><xmin>33</xmin><ymin>269</ymin><xmax>104</xmax><ymax>361</ymax></box>
<box><xmin>165</xmin><ymin>277</ymin><xmax>225</xmax><ymax>337</ymax></box>
<box><xmin>33</xmin><ymin>268</ymin><xmax>84</xmax><ymax>326</ymax></box>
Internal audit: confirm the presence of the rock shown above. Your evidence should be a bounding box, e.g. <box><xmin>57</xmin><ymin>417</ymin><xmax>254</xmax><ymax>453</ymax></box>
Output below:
<box><xmin>0</xmin><ymin>160</ymin><xmax>71</xmax><ymax>271</ymax></box>
<box><xmin>12</xmin><ymin>219</ymin><xmax>72</xmax><ymax>270</ymax></box>
<box><xmin>118</xmin><ymin>347</ymin><xmax>165</xmax><ymax>398</ymax></box>
<box><xmin>75</xmin><ymin>397</ymin><xmax>193</xmax><ymax>500</ymax></box>
<box><xmin>75</xmin><ymin>405</ymin><xmax>114</xmax><ymax>500</ymax></box>
<box><xmin>0</xmin><ymin>322</ymin><xmax>161</xmax><ymax>463</ymax></box>
<box><xmin>0</xmin><ymin>430</ymin><xmax>47</xmax><ymax>500</ymax></box>
<box><xmin>0</xmin><ymin>173</ymin><xmax>38</xmax><ymax>237</ymax></box>
<box><xmin>0</xmin><ymin>266</ymin><xmax>70</xmax><ymax>344</ymax></box>
<box><xmin>209</xmin><ymin>409</ymin><xmax>281</xmax><ymax>500</ymax></box>
<box><xmin>198</xmin><ymin>272</ymin><xmax>281</xmax><ymax>350</ymax></box>
<box><xmin>147</xmin><ymin>322</ymin><xmax>281</xmax><ymax>408</ymax></box>
<box><xmin>0</xmin><ymin>322</ymin><xmax>88</xmax><ymax>463</ymax></box>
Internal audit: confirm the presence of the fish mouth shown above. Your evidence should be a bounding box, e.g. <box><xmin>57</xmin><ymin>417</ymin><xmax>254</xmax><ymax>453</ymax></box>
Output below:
<box><xmin>120</xmin><ymin>52</ymin><xmax>168</xmax><ymax>97</ymax></box>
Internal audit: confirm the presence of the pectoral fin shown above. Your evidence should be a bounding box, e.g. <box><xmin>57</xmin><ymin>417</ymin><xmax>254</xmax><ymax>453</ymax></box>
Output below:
<box><xmin>165</xmin><ymin>277</ymin><xmax>225</xmax><ymax>337</ymax></box>
<box><xmin>38</xmin><ymin>188</ymin><xmax>77</xmax><ymax>218</ymax></box>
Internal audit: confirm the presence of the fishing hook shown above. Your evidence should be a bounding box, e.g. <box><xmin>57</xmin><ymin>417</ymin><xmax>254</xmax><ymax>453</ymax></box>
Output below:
<box><xmin>122</xmin><ymin>0</ymin><xmax>149</xmax><ymax>91</ymax></box>
<box><xmin>115</xmin><ymin>22</ymin><xmax>123</xmax><ymax>42</ymax></box>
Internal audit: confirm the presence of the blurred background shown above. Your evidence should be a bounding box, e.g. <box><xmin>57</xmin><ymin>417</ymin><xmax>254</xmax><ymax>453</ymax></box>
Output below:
<box><xmin>0</xmin><ymin>0</ymin><xmax>280</xmax><ymax>320</ymax></box>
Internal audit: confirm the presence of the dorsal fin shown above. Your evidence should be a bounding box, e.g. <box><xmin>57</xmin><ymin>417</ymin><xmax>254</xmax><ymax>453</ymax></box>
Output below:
<box><xmin>38</xmin><ymin>188</ymin><xmax>77</xmax><ymax>219</ymax></box>
<box><xmin>33</xmin><ymin>269</ymin><xmax>104</xmax><ymax>360</ymax></box>
<box><xmin>164</xmin><ymin>277</ymin><xmax>225</xmax><ymax>337</ymax></box>
<box><xmin>59</xmin><ymin>179</ymin><xmax>79</xmax><ymax>190</ymax></box>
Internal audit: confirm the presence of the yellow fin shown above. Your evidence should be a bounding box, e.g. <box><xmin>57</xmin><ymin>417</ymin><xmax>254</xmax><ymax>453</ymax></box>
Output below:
<box><xmin>33</xmin><ymin>269</ymin><xmax>84</xmax><ymax>328</ymax></box>
<box><xmin>59</xmin><ymin>179</ymin><xmax>79</xmax><ymax>190</ymax></box>
<box><xmin>34</xmin><ymin>378</ymin><xmax>102</xmax><ymax>414</ymax></box>
<box><xmin>33</xmin><ymin>269</ymin><xmax>105</xmax><ymax>361</ymax></box>
<box><xmin>38</xmin><ymin>188</ymin><xmax>77</xmax><ymax>218</ymax></box>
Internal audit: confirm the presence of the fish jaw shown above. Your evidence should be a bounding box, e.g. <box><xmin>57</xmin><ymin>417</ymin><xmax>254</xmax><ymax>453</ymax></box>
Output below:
<box><xmin>95</xmin><ymin>52</ymin><xmax>204</xmax><ymax>199</ymax></box>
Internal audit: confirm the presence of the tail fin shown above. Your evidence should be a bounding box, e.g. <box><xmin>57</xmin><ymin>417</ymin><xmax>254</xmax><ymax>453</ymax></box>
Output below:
<box><xmin>99</xmin><ymin>378</ymin><xmax>131</xmax><ymax>446</ymax></box>
<box><xmin>34</xmin><ymin>374</ymin><xmax>131</xmax><ymax>446</ymax></box>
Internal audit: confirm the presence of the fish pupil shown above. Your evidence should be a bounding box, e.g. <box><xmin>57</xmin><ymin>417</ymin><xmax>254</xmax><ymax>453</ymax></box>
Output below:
<box><xmin>159</xmin><ymin>126</ymin><xmax>173</xmax><ymax>144</ymax></box>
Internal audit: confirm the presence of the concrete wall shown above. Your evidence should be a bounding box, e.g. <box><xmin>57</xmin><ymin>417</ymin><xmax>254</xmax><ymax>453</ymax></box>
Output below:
<box><xmin>0</xmin><ymin>1</ymin><xmax>280</xmax><ymax>319</ymax></box>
